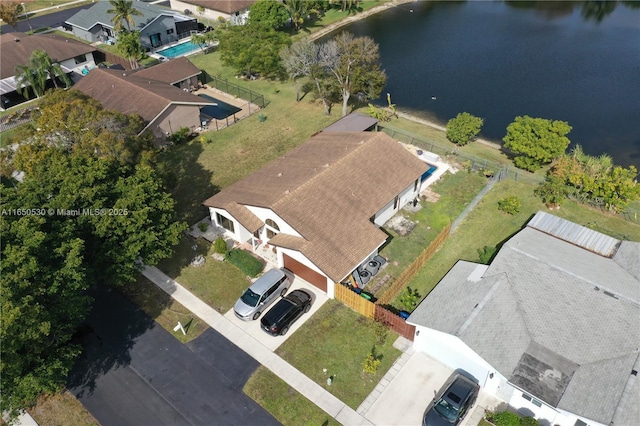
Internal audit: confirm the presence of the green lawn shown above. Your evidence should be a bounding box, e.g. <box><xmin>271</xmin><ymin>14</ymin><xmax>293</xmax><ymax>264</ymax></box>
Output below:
<box><xmin>155</xmin><ymin>236</ymin><xmax>254</xmax><ymax>314</ymax></box>
<box><xmin>163</xmin><ymin>51</ymin><xmax>336</xmax><ymax>224</ymax></box>
<box><xmin>118</xmin><ymin>276</ymin><xmax>209</xmax><ymax>344</ymax></box>
<box><xmin>370</xmin><ymin>170</ymin><xmax>487</xmax><ymax>302</ymax></box>
<box><xmin>244</xmin><ymin>366</ymin><xmax>341</xmax><ymax>426</ymax></box>
<box><xmin>276</xmin><ymin>300</ymin><xmax>401</xmax><ymax>409</ymax></box>
<box><xmin>403</xmin><ymin>179</ymin><xmax>640</xmax><ymax>301</ymax></box>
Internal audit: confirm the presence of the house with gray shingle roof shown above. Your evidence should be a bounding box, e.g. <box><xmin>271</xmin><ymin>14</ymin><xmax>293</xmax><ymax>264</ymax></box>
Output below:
<box><xmin>408</xmin><ymin>211</ymin><xmax>640</xmax><ymax>426</ymax></box>
<box><xmin>65</xmin><ymin>1</ymin><xmax>196</xmax><ymax>49</ymax></box>
<box><xmin>203</xmin><ymin>131</ymin><xmax>437</xmax><ymax>297</ymax></box>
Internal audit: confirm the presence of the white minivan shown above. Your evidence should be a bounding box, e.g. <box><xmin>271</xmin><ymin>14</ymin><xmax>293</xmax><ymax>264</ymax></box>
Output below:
<box><xmin>233</xmin><ymin>268</ymin><xmax>293</xmax><ymax>321</ymax></box>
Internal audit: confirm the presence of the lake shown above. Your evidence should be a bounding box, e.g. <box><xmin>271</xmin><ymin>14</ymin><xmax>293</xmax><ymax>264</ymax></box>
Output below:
<box><xmin>332</xmin><ymin>1</ymin><xmax>640</xmax><ymax>167</ymax></box>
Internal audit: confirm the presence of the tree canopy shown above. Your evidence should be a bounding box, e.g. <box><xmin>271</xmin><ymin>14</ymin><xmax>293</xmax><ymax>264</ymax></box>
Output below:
<box><xmin>446</xmin><ymin>112</ymin><xmax>484</xmax><ymax>146</ymax></box>
<box><xmin>115</xmin><ymin>30</ymin><xmax>145</xmax><ymax>69</ymax></box>
<box><xmin>317</xmin><ymin>32</ymin><xmax>386</xmax><ymax>117</ymax></box>
<box><xmin>544</xmin><ymin>145</ymin><xmax>640</xmax><ymax>212</ymax></box>
<box><xmin>217</xmin><ymin>23</ymin><xmax>290</xmax><ymax>78</ymax></box>
<box><xmin>249</xmin><ymin>0</ymin><xmax>290</xmax><ymax>30</ymax></box>
<box><xmin>503</xmin><ymin>115</ymin><xmax>572</xmax><ymax>171</ymax></box>
<box><xmin>15</xmin><ymin>50</ymin><xmax>72</xmax><ymax>99</ymax></box>
<box><xmin>0</xmin><ymin>1</ymin><xmax>22</xmax><ymax>30</ymax></box>
<box><xmin>0</xmin><ymin>91</ymin><xmax>185</xmax><ymax>417</ymax></box>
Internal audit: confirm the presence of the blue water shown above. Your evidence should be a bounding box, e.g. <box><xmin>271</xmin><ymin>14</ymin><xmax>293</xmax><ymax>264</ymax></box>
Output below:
<box><xmin>156</xmin><ymin>41</ymin><xmax>201</xmax><ymax>58</ymax></box>
<box><xmin>198</xmin><ymin>94</ymin><xmax>242</xmax><ymax>120</ymax></box>
<box><xmin>328</xmin><ymin>1</ymin><xmax>640</xmax><ymax>167</ymax></box>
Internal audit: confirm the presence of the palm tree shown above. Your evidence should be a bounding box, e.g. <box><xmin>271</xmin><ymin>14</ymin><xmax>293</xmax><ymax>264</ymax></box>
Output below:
<box><xmin>107</xmin><ymin>0</ymin><xmax>142</xmax><ymax>32</ymax></box>
<box><xmin>15</xmin><ymin>49</ymin><xmax>71</xmax><ymax>99</ymax></box>
<box><xmin>283</xmin><ymin>0</ymin><xmax>307</xmax><ymax>31</ymax></box>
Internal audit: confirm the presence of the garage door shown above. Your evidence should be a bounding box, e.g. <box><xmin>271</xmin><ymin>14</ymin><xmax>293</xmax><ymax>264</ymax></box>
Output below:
<box><xmin>283</xmin><ymin>254</ymin><xmax>327</xmax><ymax>292</ymax></box>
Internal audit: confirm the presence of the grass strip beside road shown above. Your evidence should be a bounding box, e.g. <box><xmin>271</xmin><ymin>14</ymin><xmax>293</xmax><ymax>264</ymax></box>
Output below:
<box><xmin>244</xmin><ymin>366</ymin><xmax>341</xmax><ymax>426</ymax></box>
<box><xmin>276</xmin><ymin>300</ymin><xmax>401</xmax><ymax>410</ymax></box>
<box><xmin>119</xmin><ymin>276</ymin><xmax>209</xmax><ymax>344</ymax></box>
<box><xmin>28</xmin><ymin>390</ymin><xmax>98</xmax><ymax>426</ymax></box>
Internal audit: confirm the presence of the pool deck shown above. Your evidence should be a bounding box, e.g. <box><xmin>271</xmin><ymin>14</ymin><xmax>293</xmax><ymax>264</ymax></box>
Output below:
<box><xmin>193</xmin><ymin>86</ymin><xmax>261</xmax><ymax>132</ymax></box>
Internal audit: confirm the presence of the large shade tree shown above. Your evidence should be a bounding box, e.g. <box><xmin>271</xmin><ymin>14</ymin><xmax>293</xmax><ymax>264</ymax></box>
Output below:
<box><xmin>280</xmin><ymin>39</ymin><xmax>317</xmax><ymax>102</ymax></box>
<box><xmin>318</xmin><ymin>32</ymin><xmax>386</xmax><ymax>117</ymax></box>
<box><xmin>446</xmin><ymin>112</ymin><xmax>484</xmax><ymax>146</ymax></box>
<box><xmin>0</xmin><ymin>1</ymin><xmax>22</xmax><ymax>30</ymax></box>
<box><xmin>503</xmin><ymin>115</ymin><xmax>572</xmax><ymax>171</ymax></box>
<box><xmin>15</xmin><ymin>50</ymin><xmax>72</xmax><ymax>99</ymax></box>
<box><xmin>249</xmin><ymin>0</ymin><xmax>290</xmax><ymax>29</ymax></box>
<box><xmin>217</xmin><ymin>23</ymin><xmax>290</xmax><ymax>78</ymax></box>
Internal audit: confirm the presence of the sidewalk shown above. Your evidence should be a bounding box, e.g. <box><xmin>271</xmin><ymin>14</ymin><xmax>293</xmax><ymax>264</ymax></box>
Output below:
<box><xmin>143</xmin><ymin>266</ymin><xmax>373</xmax><ymax>426</ymax></box>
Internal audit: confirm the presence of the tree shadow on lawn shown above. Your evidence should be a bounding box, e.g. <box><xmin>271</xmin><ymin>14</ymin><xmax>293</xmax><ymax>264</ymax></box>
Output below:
<box><xmin>66</xmin><ymin>284</ymin><xmax>170</xmax><ymax>397</ymax></box>
<box><xmin>160</xmin><ymin>138</ymin><xmax>218</xmax><ymax>226</ymax></box>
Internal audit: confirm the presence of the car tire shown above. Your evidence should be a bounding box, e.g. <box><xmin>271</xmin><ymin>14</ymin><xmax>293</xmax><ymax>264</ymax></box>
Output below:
<box><xmin>280</xmin><ymin>288</ymin><xmax>288</xmax><ymax>297</ymax></box>
<box><xmin>303</xmin><ymin>303</ymin><xmax>311</xmax><ymax>313</ymax></box>
<box><xmin>252</xmin><ymin>311</ymin><xmax>261</xmax><ymax>320</ymax></box>
<box><xmin>281</xmin><ymin>326</ymin><xmax>289</xmax><ymax>336</ymax></box>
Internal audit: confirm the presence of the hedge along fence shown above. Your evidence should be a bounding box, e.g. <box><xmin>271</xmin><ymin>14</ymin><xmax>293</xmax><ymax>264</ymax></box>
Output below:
<box><xmin>376</xmin><ymin>222</ymin><xmax>452</xmax><ymax>306</ymax></box>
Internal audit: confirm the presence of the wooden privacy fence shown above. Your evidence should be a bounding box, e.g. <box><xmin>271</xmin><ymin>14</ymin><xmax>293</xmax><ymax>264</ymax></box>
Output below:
<box><xmin>376</xmin><ymin>222</ymin><xmax>451</xmax><ymax>305</ymax></box>
<box><xmin>335</xmin><ymin>284</ymin><xmax>416</xmax><ymax>340</ymax></box>
<box><xmin>334</xmin><ymin>284</ymin><xmax>374</xmax><ymax>319</ymax></box>
<box><xmin>374</xmin><ymin>305</ymin><xmax>416</xmax><ymax>340</ymax></box>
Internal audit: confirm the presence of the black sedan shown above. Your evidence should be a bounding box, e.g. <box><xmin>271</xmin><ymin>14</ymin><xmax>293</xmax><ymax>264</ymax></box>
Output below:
<box><xmin>423</xmin><ymin>373</ymin><xmax>479</xmax><ymax>426</ymax></box>
<box><xmin>260</xmin><ymin>289</ymin><xmax>314</xmax><ymax>336</ymax></box>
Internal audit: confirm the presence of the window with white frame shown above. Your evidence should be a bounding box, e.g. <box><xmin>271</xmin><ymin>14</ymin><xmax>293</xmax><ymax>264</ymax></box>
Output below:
<box><xmin>265</xmin><ymin>219</ymin><xmax>280</xmax><ymax>239</ymax></box>
<box><xmin>216</xmin><ymin>212</ymin><xmax>235</xmax><ymax>233</ymax></box>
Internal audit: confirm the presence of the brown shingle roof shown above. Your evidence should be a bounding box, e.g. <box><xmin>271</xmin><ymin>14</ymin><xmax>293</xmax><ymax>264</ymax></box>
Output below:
<box><xmin>73</xmin><ymin>68</ymin><xmax>214</xmax><ymax>123</ymax></box>
<box><xmin>224</xmin><ymin>202</ymin><xmax>263</xmax><ymax>233</ymax></box>
<box><xmin>204</xmin><ymin>132</ymin><xmax>428</xmax><ymax>282</ymax></box>
<box><xmin>179</xmin><ymin>0</ymin><xmax>256</xmax><ymax>14</ymax></box>
<box><xmin>1</xmin><ymin>32</ymin><xmax>95</xmax><ymax>79</ymax></box>
<box><xmin>132</xmin><ymin>57</ymin><xmax>201</xmax><ymax>85</ymax></box>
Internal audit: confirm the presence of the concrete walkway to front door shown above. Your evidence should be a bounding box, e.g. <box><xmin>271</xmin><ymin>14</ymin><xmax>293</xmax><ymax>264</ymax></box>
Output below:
<box><xmin>143</xmin><ymin>265</ymin><xmax>372</xmax><ymax>426</ymax></box>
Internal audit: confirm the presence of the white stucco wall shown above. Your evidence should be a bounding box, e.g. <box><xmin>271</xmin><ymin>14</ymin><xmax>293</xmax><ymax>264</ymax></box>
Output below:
<box><xmin>278</xmin><ymin>248</ymin><xmax>334</xmax><ymax>298</ymax></box>
<box><xmin>411</xmin><ymin>326</ymin><xmax>492</xmax><ymax>388</ymax></box>
<box><xmin>60</xmin><ymin>52</ymin><xmax>96</xmax><ymax>75</ymax></box>
<box><xmin>245</xmin><ymin>206</ymin><xmax>301</xmax><ymax>241</ymax></box>
<box><xmin>209</xmin><ymin>207</ymin><xmax>252</xmax><ymax>243</ymax></box>
<box><xmin>169</xmin><ymin>0</ymin><xmax>232</xmax><ymax>23</ymax></box>
<box><xmin>374</xmin><ymin>180</ymin><xmax>420</xmax><ymax>226</ymax></box>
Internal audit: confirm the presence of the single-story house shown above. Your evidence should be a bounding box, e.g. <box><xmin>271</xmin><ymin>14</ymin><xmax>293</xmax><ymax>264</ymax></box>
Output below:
<box><xmin>1</xmin><ymin>32</ymin><xmax>96</xmax><ymax>110</ymax></box>
<box><xmin>169</xmin><ymin>0</ymin><xmax>255</xmax><ymax>25</ymax></box>
<box><xmin>65</xmin><ymin>1</ymin><xmax>197</xmax><ymax>49</ymax></box>
<box><xmin>407</xmin><ymin>211</ymin><xmax>640</xmax><ymax>426</ymax></box>
<box><xmin>73</xmin><ymin>67</ymin><xmax>215</xmax><ymax>138</ymax></box>
<box><xmin>203</xmin><ymin>131</ymin><xmax>434</xmax><ymax>298</ymax></box>
<box><xmin>132</xmin><ymin>56</ymin><xmax>202</xmax><ymax>91</ymax></box>
<box><xmin>323</xmin><ymin>111</ymin><xmax>378</xmax><ymax>133</ymax></box>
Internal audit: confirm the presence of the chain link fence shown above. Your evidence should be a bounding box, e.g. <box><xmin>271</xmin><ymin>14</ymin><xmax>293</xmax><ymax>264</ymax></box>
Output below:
<box><xmin>199</xmin><ymin>74</ymin><xmax>267</xmax><ymax>109</ymax></box>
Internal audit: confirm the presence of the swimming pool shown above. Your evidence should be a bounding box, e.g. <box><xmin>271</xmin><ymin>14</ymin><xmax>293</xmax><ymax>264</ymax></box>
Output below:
<box><xmin>156</xmin><ymin>41</ymin><xmax>201</xmax><ymax>59</ymax></box>
<box><xmin>199</xmin><ymin>94</ymin><xmax>242</xmax><ymax>121</ymax></box>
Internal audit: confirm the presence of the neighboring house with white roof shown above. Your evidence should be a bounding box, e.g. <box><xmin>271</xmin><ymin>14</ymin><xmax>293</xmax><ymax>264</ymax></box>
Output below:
<box><xmin>203</xmin><ymin>131</ymin><xmax>438</xmax><ymax>297</ymax></box>
<box><xmin>65</xmin><ymin>1</ymin><xmax>197</xmax><ymax>49</ymax></box>
<box><xmin>169</xmin><ymin>0</ymin><xmax>256</xmax><ymax>25</ymax></box>
<box><xmin>408</xmin><ymin>211</ymin><xmax>640</xmax><ymax>426</ymax></box>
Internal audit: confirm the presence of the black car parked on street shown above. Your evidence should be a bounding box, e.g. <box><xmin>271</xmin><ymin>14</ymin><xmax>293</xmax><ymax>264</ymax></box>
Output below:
<box><xmin>260</xmin><ymin>289</ymin><xmax>314</xmax><ymax>336</ymax></box>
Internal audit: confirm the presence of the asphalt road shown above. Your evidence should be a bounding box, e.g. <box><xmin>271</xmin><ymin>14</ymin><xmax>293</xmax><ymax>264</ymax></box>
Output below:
<box><xmin>68</xmin><ymin>287</ymin><xmax>280</xmax><ymax>426</ymax></box>
<box><xmin>0</xmin><ymin>4</ymin><xmax>89</xmax><ymax>33</ymax></box>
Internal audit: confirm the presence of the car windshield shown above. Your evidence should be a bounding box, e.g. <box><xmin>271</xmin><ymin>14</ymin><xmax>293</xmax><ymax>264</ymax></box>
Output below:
<box><xmin>240</xmin><ymin>288</ymin><xmax>260</xmax><ymax>307</ymax></box>
<box><xmin>433</xmin><ymin>398</ymin><xmax>459</xmax><ymax>422</ymax></box>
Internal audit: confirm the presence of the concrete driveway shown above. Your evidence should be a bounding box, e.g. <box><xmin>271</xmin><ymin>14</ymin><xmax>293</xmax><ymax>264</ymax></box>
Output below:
<box><xmin>365</xmin><ymin>352</ymin><xmax>452</xmax><ymax>426</ymax></box>
<box><xmin>223</xmin><ymin>277</ymin><xmax>328</xmax><ymax>352</ymax></box>
<box><xmin>68</xmin><ymin>287</ymin><xmax>279</xmax><ymax>426</ymax></box>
